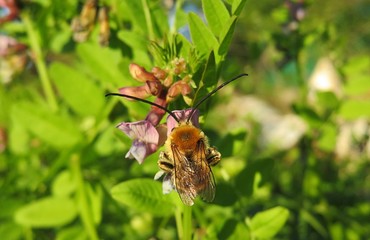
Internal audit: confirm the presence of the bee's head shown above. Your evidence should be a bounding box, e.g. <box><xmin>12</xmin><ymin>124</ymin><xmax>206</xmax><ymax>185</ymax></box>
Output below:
<box><xmin>170</xmin><ymin>123</ymin><xmax>203</xmax><ymax>150</ymax></box>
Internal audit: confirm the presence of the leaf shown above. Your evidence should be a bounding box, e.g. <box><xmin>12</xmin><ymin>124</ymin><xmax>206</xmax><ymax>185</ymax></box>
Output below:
<box><xmin>86</xmin><ymin>184</ymin><xmax>103</xmax><ymax>225</ymax></box>
<box><xmin>188</xmin><ymin>12</ymin><xmax>218</xmax><ymax>56</ymax></box>
<box><xmin>76</xmin><ymin>43</ymin><xmax>126</xmax><ymax>86</ymax></box>
<box><xmin>11</xmin><ymin>102</ymin><xmax>82</xmax><ymax>149</ymax></box>
<box><xmin>250</xmin><ymin>206</ymin><xmax>290</xmax><ymax>239</ymax></box>
<box><xmin>52</xmin><ymin>170</ymin><xmax>76</xmax><ymax>197</ymax></box>
<box><xmin>339</xmin><ymin>100</ymin><xmax>370</xmax><ymax>120</ymax></box>
<box><xmin>121</xmin><ymin>0</ymin><xmax>147</xmax><ymax>34</ymax></box>
<box><xmin>232</xmin><ymin>0</ymin><xmax>248</xmax><ymax>16</ymax></box>
<box><xmin>218</xmin><ymin>16</ymin><xmax>238</xmax><ymax>57</ymax></box>
<box><xmin>202</xmin><ymin>0</ymin><xmax>230</xmax><ymax>37</ymax></box>
<box><xmin>15</xmin><ymin>197</ymin><xmax>77</xmax><ymax>228</ymax></box>
<box><xmin>117</xmin><ymin>30</ymin><xmax>152</xmax><ymax>67</ymax></box>
<box><xmin>50</xmin><ymin>62</ymin><xmax>105</xmax><ymax>117</ymax></box>
<box><xmin>111</xmin><ymin>178</ymin><xmax>175</xmax><ymax>216</ymax></box>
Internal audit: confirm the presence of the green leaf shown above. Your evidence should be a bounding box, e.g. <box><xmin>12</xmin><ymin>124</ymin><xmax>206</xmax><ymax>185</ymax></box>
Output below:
<box><xmin>188</xmin><ymin>12</ymin><xmax>218</xmax><ymax>56</ymax></box>
<box><xmin>111</xmin><ymin>178</ymin><xmax>175</xmax><ymax>216</ymax></box>
<box><xmin>50</xmin><ymin>62</ymin><xmax>105</xmax><ymax>117</ymax></box>
<box><xmin>250</xmin><ymin>206</ymin><xmax>290</xmax><ymax>239</ymax></box>
<box><xmin>121</xmin><ymin>0</ymin><xmax>147</xmax><ymax>34</ymax></box>
<box><xmin>317</xmin><ymin>124</ymin><xmax>337</xmax><ymax>152</ymax></box>
<box><xmin>86</xmin><ymin>184</ymin><xmax>103</xmax><ymax>225</ymax></box>
<box><xmin>232</xmin><ymin>0</ymin><xmax>248</xmax><ymax>15</ymax></box>
<box><xmin>11</xmin><ymin>102</ymin><xmax>82</xmax><ymax>149</ymax></box>
<box><xmin>76</xmin><ymin>43</ymin><xmax>126</xmax><ymax>86</ymax></box>
<box><xmin>218</xmin><ymin>16</ymin><xmax>238</xmax><ymax>57</ymax></box>
<box><xmin>202</xmin><ymin>0</ymin><xmax>230</xmax><ymax>37</ymax></box>
<box><xmin>117</xmin><ymin>30</ymin><xmax>152</xmax><ymax>67</ymax></box>
<box><xmin>192</xmin><ymin>51</ymin><xmax>217</xmax><ymax>108</ymax></box>
<box><xmin>339</xmin><ymin>100</ymin><xmax>370</xmax><ymax>120</ymax></box>
<box><xmin>52</xmin><ymin>170</ymin><xmax>76</xmax><ymax>197</ymax></box>
<box><xmin>15</xmin><ymin>197</ymin><xmax>77</xmax><ymax>228</ymax></box>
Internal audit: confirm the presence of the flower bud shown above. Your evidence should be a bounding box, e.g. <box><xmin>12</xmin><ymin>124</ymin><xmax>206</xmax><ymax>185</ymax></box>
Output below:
<box><xmin>152</xmin><ymin>66</ymin><xmax>167</xmax><ymax>80</ymax></box>
<box><xmin>129</xmin><ymin>63</ymin><xmax>157</xmax><ymax>82</ymax></box>
<box><xmin>167</xmin><ymin>80</ymin><xmax>192</xmax><ymax>102</ymax></box>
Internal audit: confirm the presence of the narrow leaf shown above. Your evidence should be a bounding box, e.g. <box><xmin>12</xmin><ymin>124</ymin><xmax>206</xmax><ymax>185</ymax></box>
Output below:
<box><xmin>218</xmin><ymin>16</ymin><xmax>238</xmax><ymax>57</ymax></box>
<box><xmin>15</xmin><ymin>197</ymin><xmax>77</xmax><ymax>228</ymax></box>
<box><xmin>250</xmin><ymin>206</ymin><xmax>290</xmax><ymax>239</ymax></box>
<box><xmin>111</xmin><ymin>179</ymin><xmax>175</xmax><ymax>216</ymax></box>
<box><xmin>188</xmin><ymin>12</ymin><xmax>218</xmax><ymax>56</ymax></box>
<box><xmin>202</xmin><ymin>0</ymin><xmax>230</xmax><ymax>37</ymax></box>
<box><xmin>50</xmin><ymin>62</ymin><xmax>104</xmax><ymax>117</ymax></box>
<box><xmin>232</xmin><ymin>0</ymin><xmax>248</xmax><ymax>15</ymax></box>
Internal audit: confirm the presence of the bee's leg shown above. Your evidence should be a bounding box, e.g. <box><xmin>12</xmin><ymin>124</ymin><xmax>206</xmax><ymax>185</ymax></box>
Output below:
<box><xmin>158</xmin><ymin>151</ymin><xmax>174</xmax><ymax>173</ymax></box>
<box><xmin>206</xmin><ymin>147</ymin><xmax>221</xmax><ymax>166</ymax></box>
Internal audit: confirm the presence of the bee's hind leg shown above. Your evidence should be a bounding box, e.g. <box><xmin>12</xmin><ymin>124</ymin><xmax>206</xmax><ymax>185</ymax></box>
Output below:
<box><xmin>206</xmin><ymin>147</ymin><xmax>221</xmax><ymax>166</ymax></box>
<box><xmin>158</xmin><ymin>151</ymin><xmax>174</xmax><ymax>172</ymax></box>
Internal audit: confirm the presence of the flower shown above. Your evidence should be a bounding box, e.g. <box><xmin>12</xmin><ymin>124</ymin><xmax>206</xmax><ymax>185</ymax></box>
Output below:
<box><xmin>117</xmin><ymin>120</ymin><xmax>160</xmax><ymax>164</ymax></box>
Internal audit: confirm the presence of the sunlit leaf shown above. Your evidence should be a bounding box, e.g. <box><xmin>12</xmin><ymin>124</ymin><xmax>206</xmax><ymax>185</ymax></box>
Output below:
<box><xmin>11</xmin><ymin>102</ymin><xmax>82</xmax><ymax>149</ymax></box>
<box><xmin>15</xmin><ymin>197</ymin><xmax>77</xmax><ymax>227</ymax></box>
<box><xmin>231</xmin><ymin>0</ymin><xmax>248</xmax><ymax>15</ymax></box>
<box><xmin>218</xmin><ymin>16</ymin><xmax>238</xmax><ymax>57</ymax></box>
<box><xmin>250</xmin><ymin>206</ymin><xmax>290</xmax><ymax>239</ymax></box>
<box><xmin>50</xmin><ymin>62</ymin><xmax>105</xmax><ymax>117</ymax></box>
<box><xmin>76</xmin><ymin>43</ymin><xmax>126</xmax><ymax>86</ymax></box>
<box><xmin>202</xmin><ymin>0</ymin><xmax>230</xmax><ymax>37</ymax></box>
<box><xmin>111</xmin><ymin>178</ymin><xmax>175</xmax><ymax>216</ymax></box>
<box><xmin>52</xmin><ymin>170</ymin><xmax>76</xmax><ymax>197</ymax></box>
<box><xmin>188</xmin><ymin>12</ymin><xmax>218</xmax><ymax>56</ymax></box>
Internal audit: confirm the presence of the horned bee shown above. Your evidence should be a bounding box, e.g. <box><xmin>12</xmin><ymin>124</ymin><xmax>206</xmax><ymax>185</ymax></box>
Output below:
<box><xmin>158</xmin><ymin>118</ymin><xmax>221</xmax><ymax>205</ymax></box>
<box><xmin>107</xmin><ymin>73</ymin><xmax>248</xmax><ymax>205</ymax></box>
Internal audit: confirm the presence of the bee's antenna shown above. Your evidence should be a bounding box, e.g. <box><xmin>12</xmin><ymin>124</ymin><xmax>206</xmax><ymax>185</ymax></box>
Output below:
<box><xmin>187</xmin><ymin>73</ymin><xmax>248</xmax><ymax>123</ymax></box>
<box><xmin>105</xmin><ymin>93</ymin><xmax>180</xmax><ymax>123</ymax></box>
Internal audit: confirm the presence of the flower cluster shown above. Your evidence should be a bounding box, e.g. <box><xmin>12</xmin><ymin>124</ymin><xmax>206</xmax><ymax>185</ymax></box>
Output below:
<box><xmin>117</xmin><ymin>60</ymin><xmax>193</xmax><ymax>163</ymax></box>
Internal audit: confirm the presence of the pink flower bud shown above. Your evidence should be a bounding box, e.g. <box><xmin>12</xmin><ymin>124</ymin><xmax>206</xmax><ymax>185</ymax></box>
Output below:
<box><xmin>167</xmin><ymin>80</ymin><xmax>192</xmax><ymax>102</ymax></box>
<box><xmin>152</xmin><ymin>66</ymin><xmax>167</xmax><ymax>80</ymax></box>
<box><xmin>118</xmin><ymin>85</ymin><xmax>151</xmax><ymax>100</ymax></box>
<box><xmin>129</xmin><ymin>63</ymin><xmax>157</xmax><ymax>82</ymax></box>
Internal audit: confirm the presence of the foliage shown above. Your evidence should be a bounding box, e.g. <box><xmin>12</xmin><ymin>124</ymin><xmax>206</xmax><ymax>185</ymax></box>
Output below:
<box><xmin>1</xmin><ymin>0</ymin><xmax>370</xmax><ymax>239</ymax></box>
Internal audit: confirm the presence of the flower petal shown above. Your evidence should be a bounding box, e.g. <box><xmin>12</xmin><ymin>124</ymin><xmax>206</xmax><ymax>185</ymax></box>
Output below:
<box><xmin>118</xmin><ymin>120</ymin><xmax>160</xmax><ymax>163</ymax></box>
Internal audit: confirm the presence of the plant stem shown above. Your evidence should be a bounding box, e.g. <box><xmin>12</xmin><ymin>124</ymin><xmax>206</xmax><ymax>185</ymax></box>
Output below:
<box><xmin>182</xmin><ymin>205</ymin><xmax>192</xmax><ymax>240</ymax></box>
<box><xmin>70</xmin><ymin>154</ymin><xmax>99</xmax><ymax>240</ymax></box>
<box><xmin>22</xmin><ymin>12</ymin><xmax>58</xmax><ymax>112</ymax></box>
<box><xmin>142</xmin><ymin>0</ymin><xmax>155</xmax><ymax>40</ymax></box>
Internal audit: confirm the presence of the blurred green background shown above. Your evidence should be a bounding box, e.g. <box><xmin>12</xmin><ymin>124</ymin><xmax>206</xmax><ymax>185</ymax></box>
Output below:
<box><xmin>1</xmin><ymin>0</ymin><xmax>370</xmax><ymax>239</ymax></box>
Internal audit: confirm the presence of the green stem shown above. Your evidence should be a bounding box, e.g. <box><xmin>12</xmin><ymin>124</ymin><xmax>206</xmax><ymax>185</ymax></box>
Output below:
<box><xmin>175</xmin><ymin>206</ymin><xmax>183</xmax><ymax>239</ymax></box>
<box><xmin>182</xmin><ymin>205</ymin><xmax>192</xmax><ymax>240</ymax></box>
<box><xmin>142</xmin><ymin>0</ymin><xmax>155</xmax><ymax>40</ymax></box>
<box><xmin>22</xmin><ymin>12</ymin><xmax>58</xmax><ymax>112</ymax></box>
<box><xmin>70</xmin><ymin>154</ymin><xmax>99</xmax><ymax>240</ymax></box>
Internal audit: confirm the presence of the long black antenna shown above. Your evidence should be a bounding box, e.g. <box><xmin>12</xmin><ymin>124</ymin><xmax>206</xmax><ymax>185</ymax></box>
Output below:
<box><xmin>187</xmin><ymin>73</ymin><xmax>248</xmax><ymax>122</ymax></box>
<box><xmin>105</xmin><ymin>93</ymin><xmax>180</xmax><ymax>123</ymax></box>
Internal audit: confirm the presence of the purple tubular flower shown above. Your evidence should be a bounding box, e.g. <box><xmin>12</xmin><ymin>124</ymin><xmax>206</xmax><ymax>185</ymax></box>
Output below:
<box><xmin>166</xmin><ymin>109</ymin><xmax>200</xmax><ymax>136</ymax></box>
<box><xmin>117</xmin><ymin>120</ymin><xmax>159</xmax><ymax>164</ymax></box>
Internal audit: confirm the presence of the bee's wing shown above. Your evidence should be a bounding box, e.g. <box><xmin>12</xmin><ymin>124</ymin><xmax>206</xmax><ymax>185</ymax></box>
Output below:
<box><xmin>172</xmin><ymin>145</ymin><xmax>197</xmax><ymax>206</ymax></box>
<box><xmin>194</xmin><ymin>139</ymin><xmax>216</xmax><ymax>203</ymax></box>
<box><xmin>171</xmin><ymin>139</ymin><xmax>216</xmax><ymax>206</ymax></box>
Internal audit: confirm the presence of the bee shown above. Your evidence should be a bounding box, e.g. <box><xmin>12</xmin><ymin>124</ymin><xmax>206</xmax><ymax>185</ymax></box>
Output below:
<box><xmin>107</xmin><ymin>73</ymin><xmax>248</xmax><ymax>205</ymax></box>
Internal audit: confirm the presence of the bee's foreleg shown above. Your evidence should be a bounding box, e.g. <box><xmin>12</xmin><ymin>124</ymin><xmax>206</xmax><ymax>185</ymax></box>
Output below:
<box><xmin>206</xmin><ymin>147</ymin><xmax>221</xmax><ymax>166</ymax></box>
<box><xmin>158</xmin><ymin>151</ymin><xmax>174</xmax><ymax>173</ymax></box>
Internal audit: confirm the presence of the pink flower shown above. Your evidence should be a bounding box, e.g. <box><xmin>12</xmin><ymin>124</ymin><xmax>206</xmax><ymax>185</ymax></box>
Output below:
<box><xmin>166</xmin><ymin>109</ymin><xmax>200</xmax><ymax>136</ymax></box>
<box><xmin>117</xmin><ymin>120</ymin><xmax>160</xmax><ymax>164</ymax></box>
